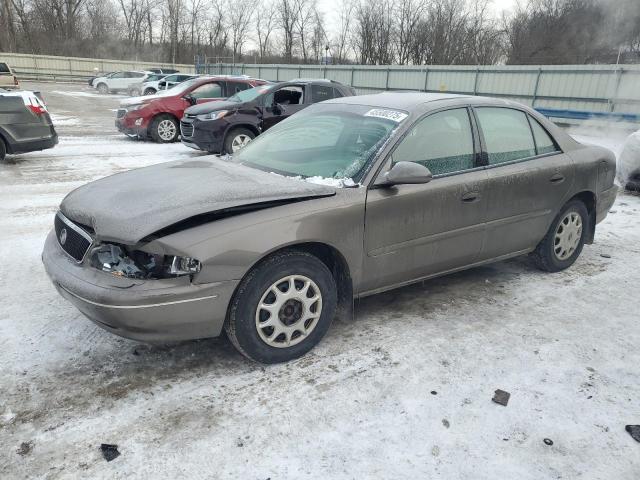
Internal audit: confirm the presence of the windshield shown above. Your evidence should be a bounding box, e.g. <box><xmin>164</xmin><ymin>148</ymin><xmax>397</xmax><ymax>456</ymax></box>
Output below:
<box><xmin>228</xmin><ymin>84</ymin><xmax>273</xmax><ymax>103</ymax></box>
<box><xmin>233</xmin><ymin>103</ymin><xmax>407</xmax><ymax>182</ymax></box>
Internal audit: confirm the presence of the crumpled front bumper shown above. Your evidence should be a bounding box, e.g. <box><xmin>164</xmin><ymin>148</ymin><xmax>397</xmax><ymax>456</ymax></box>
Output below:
<box><xmin>42</xmin><ymin>230</ymin><xmax>238</xmax><ymax>342</ymax></box>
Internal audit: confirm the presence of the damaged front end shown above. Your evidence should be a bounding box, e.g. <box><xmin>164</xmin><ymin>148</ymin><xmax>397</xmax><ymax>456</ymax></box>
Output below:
<box><xmin>88</xmin><ymin>243</ymin><xmax>201</xmax><ymax>280</ymax></box>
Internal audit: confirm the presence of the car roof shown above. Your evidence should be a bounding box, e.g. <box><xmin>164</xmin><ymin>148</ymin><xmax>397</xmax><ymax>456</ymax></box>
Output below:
<box><xmin>323</xmin><ymin>91</ymin><xmax>481</xmax><ymax>110</ymax></box>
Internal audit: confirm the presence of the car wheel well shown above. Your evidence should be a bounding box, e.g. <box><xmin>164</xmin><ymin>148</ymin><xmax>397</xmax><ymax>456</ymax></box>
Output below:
<box><xmin>231</xmin><ymin>242</ymin><xmax>354</xmax><ymax>324</ymax></box>
<box><xmin>567</xmin><ymin>191</ymin><xmax>596</xmax><ymax>244</ymax></box>
<box><xmin>227</xmin><ymin>124</ymin><xmax>260</xmax><ymax>138</ymax></box>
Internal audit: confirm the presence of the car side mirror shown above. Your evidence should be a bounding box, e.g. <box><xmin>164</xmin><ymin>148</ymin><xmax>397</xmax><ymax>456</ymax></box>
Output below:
<box><xmin>381</xmin><ymin>161</ymin><xmax>433</xmax><ymax>186</ymax></box>
<box><xmin>184</xmin><ymin>94</ymin><xmax>196</xmax><ymax>106</ymax></box>
<box><xmin>273</xmin><ymin>103</ymin><xmax>285</xmax><ymax>116</ymax></box>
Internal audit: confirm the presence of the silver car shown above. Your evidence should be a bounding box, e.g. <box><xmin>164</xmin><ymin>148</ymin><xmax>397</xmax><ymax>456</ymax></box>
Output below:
<box><xmin>43</xmin><ymin>93</ymin><xmax>617</xmax><ymax>363</ymax></box>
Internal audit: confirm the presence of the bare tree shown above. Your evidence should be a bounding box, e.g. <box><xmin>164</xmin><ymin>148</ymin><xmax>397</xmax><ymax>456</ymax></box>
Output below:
<box><xmin>395</xmin><ymin>0</ymin><xmax>425</xmax><ymax>64</ymax></box>
<box><xmin>227</xmin><ymin>0</ymin><xmax>254</xmax><ymax>61</ymax></box>
<box><xmin>255</xmin><ymin>0</ymin><xmax>277</xmax><ymax>58</ymax></box>
<box><xmin>276</xmin><ymin>0</ymin><xmax>298</xmax><ymax>61</ymax></box>
<box><xmin>331</xmin><ymin>0</ymin><xmax>355</xmax><ymax>63</ymax></box>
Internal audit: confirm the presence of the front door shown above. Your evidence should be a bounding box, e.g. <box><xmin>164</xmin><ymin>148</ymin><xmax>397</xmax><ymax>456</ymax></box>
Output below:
<box><xmin>472</xmin><ymin>107</ymin><xmax>574</xmax><ymax>260</ymax></box>
<box><xmin>361</xmin><ymin>107</ymin><xmax>489</xmax><ymax>294</ymax></box>
<box><xmin>260</xmin><ymin>85</ymin><xmax>306</xmax><ymax>131</ymax></box>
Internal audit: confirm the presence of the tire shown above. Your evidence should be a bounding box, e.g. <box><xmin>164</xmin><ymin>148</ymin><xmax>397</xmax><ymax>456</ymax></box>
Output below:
<box><xmin>225</xmin><ymin>250</ymin><xmax>338</xmax><ymax>364</ymax></box>
<box><xmin>532</xmin><ymin>199</ymin><xmax>589</xmax><ymax>272</ymax></box>
<box><xmin>149</xmin><ymin>114</ymin><xmax>179</xmax><ymax>143</ymax></box>
<box><xmin>0</xmin><ymin>139</ymin><xmax>6</xmax><ymax>161</ymax></box>
<box><xmin>97</xmin><ymin>83</ymin><xmax>108</xmax><ymax>94</ymax></box>
<box><xmin>224</xmin><ymin>127</ymin><xmax>255</xmax><ymax>154</ymax></box>
<box><xmin>129</xmin><ymin>88</ymin><xmax>141</xmax><ymax>96</ymax></box>
<box><xmin>144</xmin><ymin>88</ymin><xmax>157</xmax><ymax>96</ymax></box>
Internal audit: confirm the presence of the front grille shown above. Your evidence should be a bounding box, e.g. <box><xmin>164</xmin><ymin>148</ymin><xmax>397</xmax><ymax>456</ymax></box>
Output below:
<box><xmin>180</xmin><ymin>121</ymin><xmax>194</xmax><ymax>138</ymax></box>
<box><xmin>116</xmin><ymin>109</ymin><xmax>126</xmax><ymax>118</ymax></box>
<box><xmin>54</xmin><ymin>212</ymin><xmax>93</xmax><ymax>262</ymax></box>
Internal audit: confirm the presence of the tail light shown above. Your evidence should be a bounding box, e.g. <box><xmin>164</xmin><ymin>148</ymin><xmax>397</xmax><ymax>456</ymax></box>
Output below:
<box><xmin>26</xmin><ymin>97</ymin><xmax>47</xmax><ymax>115</ymax></box>
<box><xmin>13</xmin><ymin>76</ymin><xmax>19</xmax><ymax>86</ymax></box>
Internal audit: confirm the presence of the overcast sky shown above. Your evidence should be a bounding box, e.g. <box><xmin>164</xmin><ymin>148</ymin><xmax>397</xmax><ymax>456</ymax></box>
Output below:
<box><xmin>316</xmin><ymin>0</ymin><xmax>522</xmax><ymax>38</ymax></box>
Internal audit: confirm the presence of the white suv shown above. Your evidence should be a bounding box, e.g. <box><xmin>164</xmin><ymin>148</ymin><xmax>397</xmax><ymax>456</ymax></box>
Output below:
<box><xmin>93</xmin><ymin>71</ymin><xmax>152</xmax><ymax>94</ymax></box>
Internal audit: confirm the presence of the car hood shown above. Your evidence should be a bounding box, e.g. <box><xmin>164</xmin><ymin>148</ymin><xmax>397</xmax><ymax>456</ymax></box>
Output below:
<box><xmin>60</xmin><ymin>158</ymin><xmax>336</xmax><ymax>244</ymax></box>
<box><xmin>185</xmin><ymin>100</ymin><xmax>240</xmax><ymax>115</ymax></box>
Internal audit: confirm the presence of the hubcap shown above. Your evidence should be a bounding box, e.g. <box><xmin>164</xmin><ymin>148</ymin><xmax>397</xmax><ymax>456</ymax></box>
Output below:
<box><xmin>157</xmin><ymin>119</ymin><xmax>176</xmax><ymax>141</ymax></box>
<box><xmin>255</xmin><ymin>275</ymin><xmax>322</xmax><ymax>348</ymax></box>
<box><xmin>231</xmin><ymin>134</ymin><xmax>252</xmax><ymax>152</ymax></box>
<box><xmin>554</xmin><ymin>211</ymin><xmax>582</xmax><ymax>260</ymax></box>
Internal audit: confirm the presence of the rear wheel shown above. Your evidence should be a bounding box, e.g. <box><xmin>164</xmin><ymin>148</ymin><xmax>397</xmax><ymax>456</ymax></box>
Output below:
<box><xmin>0</xmin><ymin>139</ymin><xmax>6</xmax><ymax>161</ymax></box>
<box><xmin>224</xmin><ymin>128</ymin><xmax>255</xmax><ymax>154</ymax></box>
<box><xmin>532</xmin><ymin>200</ymin><xmax>589</xmax><ymax>272</ymax></box>
<box><xmin>97</xmin><ymin>83</ymin><xmax>108</xmax><ymax>94</ymax></box>
<box><xmin>225</xmin><ymin>250</ymin><xmax>337</xmax><ymax>364</ymax></box>
<box><xmin>144</xmin><ymin>88</ymin><xmax>157</xmax><ymax>96</ymax></box>
<box><xmin>150</xmin><ymin>114</ymin><xmax>179</xmax><ymax>143</ymax></box>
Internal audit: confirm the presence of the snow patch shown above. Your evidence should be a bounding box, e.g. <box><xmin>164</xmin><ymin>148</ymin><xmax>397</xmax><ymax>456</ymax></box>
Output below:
<box><xmin>52</xmin><ymin>90</ymin><xmax>125</xmax><ymax>99</ymax></box>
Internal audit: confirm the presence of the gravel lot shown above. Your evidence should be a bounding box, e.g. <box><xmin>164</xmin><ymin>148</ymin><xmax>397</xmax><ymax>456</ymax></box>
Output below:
<box><xmin>1</xmin><ymin>81</ymin><xmax>639</xmax><ymax>479</ymax></box>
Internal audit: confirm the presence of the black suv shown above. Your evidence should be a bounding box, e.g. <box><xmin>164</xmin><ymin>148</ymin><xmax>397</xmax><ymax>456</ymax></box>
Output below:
<box><xmin>0</xmin><ymin>90</ymin><xmax>57</xmax><ymax>161</ymax></box>
<box><xmin>180</xmin><ymin>79</ymin><xmax>356</xmax><ymax>154</ymax></box>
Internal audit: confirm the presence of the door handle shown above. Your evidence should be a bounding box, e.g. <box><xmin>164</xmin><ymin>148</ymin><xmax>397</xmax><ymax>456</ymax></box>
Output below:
<box><xmin>550</xmin><ymin>173</ymin><xmax>565</xmax><ymax>184</ymax></box>
<box><xmin>461</xmin><ymin>191</ymin><xmax>480</xmax><ymax>202</ymax></box>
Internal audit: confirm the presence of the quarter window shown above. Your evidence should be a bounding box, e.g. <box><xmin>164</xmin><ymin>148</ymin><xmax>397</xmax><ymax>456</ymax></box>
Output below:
<box><xmin>529</xmin><ymin>117</ymin><xmax>560</xmax><ymax>155</ymax></box>
<box><xmin>190</xmin><ymin>82</ymin><xmax>223</xmax><ymax>99</ymax></box>
<box><xmin>476</xmin><ymin>107</ymin><xmax>536</xmax><ymax>165</ymax></box>
<box><xmin>392</xmin><ymin>108</ymin><xmax>475</xmax><ymax>176</ymax></box>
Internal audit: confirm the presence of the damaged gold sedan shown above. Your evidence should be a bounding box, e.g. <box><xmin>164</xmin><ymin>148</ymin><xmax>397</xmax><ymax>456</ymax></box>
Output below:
<box><xmin>43</xmin><ymin>93</ymin><xmax>617</xmax><ymax>363</ymax></box>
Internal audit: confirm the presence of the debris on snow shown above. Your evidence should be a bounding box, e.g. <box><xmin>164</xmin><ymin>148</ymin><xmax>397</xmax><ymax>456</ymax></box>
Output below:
<box><xmin>626</xmin><ymin>425</ymin><xmax>640</xmax><ymax>443</ymax></box>
<box><xmin>492</xmin><ymin>389</ymin><xmax>511</xmax><ymax>406</ymax></box>
<box><xmin>100</xmin><ymin>444</ymin><xmax>120</xmax><ymax>462</ymax></box>
<box><xmin>16</xmin><ymin>441</ymin><xmax>34</xmax><ymax>456</ymax></box>
<box><xmin>430</xmin><ymin>390</ymin><xmax>438</xmax><ymax>395</ymax></box>
<box><xmin>442</xmin><ymin>419</ymin><xmax>450</xmax><ymax>428</ymax></box>
<box><xmin>543</xmin><ymin>438</ymin><xmax>554</xmax><ymax>446</ymax></box>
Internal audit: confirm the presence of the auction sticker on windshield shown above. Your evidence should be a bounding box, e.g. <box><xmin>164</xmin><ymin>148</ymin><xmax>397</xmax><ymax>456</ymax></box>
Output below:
<box><xmin>364</xmin><ymin>108</ymin><xmax>408</xmax><ymax>122</ymax></box>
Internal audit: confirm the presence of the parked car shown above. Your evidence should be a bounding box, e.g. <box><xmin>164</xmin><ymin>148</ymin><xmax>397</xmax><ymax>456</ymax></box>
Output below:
<box><xmin>618</xmin><ymin>130</ymin><xmax>640</xmax><ymax>190</ymax></box>
<box><xmin>127</xmin><ymin>73</ymin><xmax>168</xmax><ymax>96</ymax></box>
<box><xmin>115</xmin><ymin>76</ymin><xmax>268</xmax><ymax>142</ymax></box>
<box><xmin>0</xmin><ymin>90</ymin><xmax>57</xmax><ymax>161</ymax></box>
<box><xmin>149</xmin><ymin>68</ymin><xmax>180</xmax><ymax>75</ymax></box>
<box><xmin>145</xmin><ymin>73</ymin><xmax>197</xmax><ymax>95</ymax></box>
<box><xmin>93</xmin><ymin>71</ymin><xmax>153</xmax><ymax>94</ymax></box>
<box><xmin>0</xmin><ymin>62</ymin><xmax>20</xmax><ymax>90</ymax></box>
<box><xmin>180</xmin><ymin>79</ymin><xmax>355</xmax><ymax>154</ymax></box>
<box><xmin>42</xmin><ymin>92</ymin><xmax>617</xmax><ymax>363</ymax></box>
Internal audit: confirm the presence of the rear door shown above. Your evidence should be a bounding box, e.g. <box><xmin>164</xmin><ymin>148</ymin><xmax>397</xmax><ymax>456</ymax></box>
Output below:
<box><xmin>473</xmin><ymin>107</ymin><xmax>573</xmax><ymax>260</ymax></box>
<box><xmin>361</xmin><ymin>107</ymin><xmax>489</xmax><ymax>293</ymax></box>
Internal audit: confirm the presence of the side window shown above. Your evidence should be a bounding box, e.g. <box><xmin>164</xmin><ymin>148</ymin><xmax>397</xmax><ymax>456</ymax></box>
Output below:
<box><xmin>111</xmin><ymin>72</ymin><xmax>125</xmax><ymax>79</ymax></box>
<box><xmin>190</xmin><ymin>82</ymin><xmax>223</xmax><ymax>99</ymax></box>
<box><xmin>529</xmin><ymin>117</ymin><xmax>560</xmax><ymax>155</ymax></box>
<box><xmin>230</xmin><ymin>81</ymin><xmax>250</xmax><ymax>94</ymax></box>
<box><xmin>333</xmin><ymin>88</ymin><xmax>344</xmax><ymax>98</ymax></box>
<box><xmin>133</xmin><ymin>72</ymin><xmax>145</xmax><ymax>78</ymax></box>
<box><xmin>476</xmin><ymin>108</ymin><xmax>536</xmax><ymax>165</ymax></box>
<box><xmin>0</xmin><ymin>63</ymin><xmax>10</xmax><ymax>74</ymax></box>
<box><xmin>392</xmin><ymin>108</ymin><xmax>475</xmax><ymax>176</ymax></box>
<box><xmin>273</xmin><ymin>86</ymin><xmax>303</xmax><ymax>105</ymax></box>
<box><xmin>310</xmin><ymin>84</ymin><xmax>334</xmax><ymax>103</ymax></box>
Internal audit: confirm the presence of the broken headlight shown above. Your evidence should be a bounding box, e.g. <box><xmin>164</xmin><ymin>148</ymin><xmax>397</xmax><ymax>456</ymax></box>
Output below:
<box><xmin>89</xmin><ymin>244</ymin><xmax>201</xmax><ymax>279</ymax></box>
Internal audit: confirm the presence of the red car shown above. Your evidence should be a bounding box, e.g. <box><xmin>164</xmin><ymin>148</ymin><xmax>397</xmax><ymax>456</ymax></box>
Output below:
<box><xmin>115</xmin><ymin>76</ymin><xmax>269</xmax><ymax>143</ymax></box>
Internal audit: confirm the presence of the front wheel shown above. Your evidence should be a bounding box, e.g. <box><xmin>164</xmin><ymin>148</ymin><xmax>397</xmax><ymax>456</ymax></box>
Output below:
<box><xmin>532</xmin><ymin>200</ymin><xmax>589</xmax><ymax>272</ymax></box>
<box><xmin>150</xmin><ymin>114</ymin><xmax>179</xmax><ymax>143</ymax></box>
<box><xmin>0</xmin><ymin>139</ymin><xmax>6</xmax><ymax>161</ymax></box>
<box><xmin>224</xmin><ymin>128</ymin><xmax>255</xmax><ymax>154</ymax></box>
<box><xmin>144</xmin><ymin>88</ymin><xmax>156</xmax><ymax>96</ymax></box>
<box><xmin>225</xmin><ymin>250</ymin><xmax>337</xmax><ymax>364</ymax></box>
<box><xmin>97</xmin><ymin>83</ymin><xmax>108</xmax><ymax>94</ymax></box>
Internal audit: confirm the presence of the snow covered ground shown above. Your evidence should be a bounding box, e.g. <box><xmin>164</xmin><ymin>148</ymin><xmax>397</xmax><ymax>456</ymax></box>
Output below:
<box><xmin>1</xmin><ymin>82</ymin><xmax>639</xmax><ymax>479</ymax></box>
